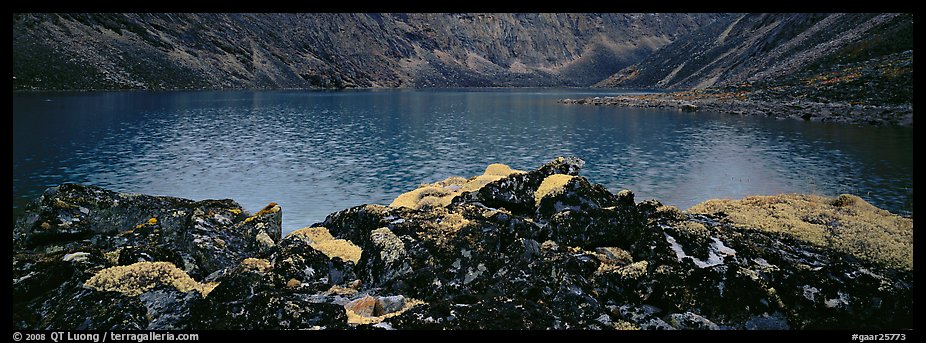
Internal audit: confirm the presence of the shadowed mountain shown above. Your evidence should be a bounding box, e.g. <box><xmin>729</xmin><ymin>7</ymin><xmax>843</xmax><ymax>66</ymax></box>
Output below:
<box><xmin>12</xmin><ymin>13</ymin><xmax>729</xmax><ymax>90</ymax></box>
<box><xmin>598</xmin><ymin>13</ymin><xmax>913</xmax><ymax>105</ymax></box>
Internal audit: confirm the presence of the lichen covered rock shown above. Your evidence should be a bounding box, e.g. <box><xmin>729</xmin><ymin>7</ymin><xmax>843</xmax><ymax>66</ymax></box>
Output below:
<box><xmin>12</xmin><ymin>157</ymin><xmax>913</xmax><ymax>330</ymax></box>
<box><xmin>12</xmin><ymin>184</ymin><xmax>281</xmax><ymax>329</ymax></box>
<box><xmin>688</xmin><ymin>194</ymin><xmax>913</xmax><ymax>270</ymax></box>
<box><xmin>83</xmin><ymin>261</ymin><xmax>215</xmax><ymax>296</ymax></box>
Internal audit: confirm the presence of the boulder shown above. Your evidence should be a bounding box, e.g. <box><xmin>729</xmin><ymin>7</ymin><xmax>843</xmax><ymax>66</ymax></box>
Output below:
<box><xmin>11</xmin><ymin>158</ymin><xmax>913</xmax><ymax>330</ymax></box>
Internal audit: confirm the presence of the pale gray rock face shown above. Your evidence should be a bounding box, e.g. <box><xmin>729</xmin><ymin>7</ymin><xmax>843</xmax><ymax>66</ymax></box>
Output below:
<box><xmin>12</xmin><ymin>13</ymin><xmax>728</xmax><ymax>90</ymax></box>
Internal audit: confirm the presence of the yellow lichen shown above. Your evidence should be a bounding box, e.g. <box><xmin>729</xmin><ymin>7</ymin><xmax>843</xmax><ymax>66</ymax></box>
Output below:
<box><xmin>389</xmin><ymin>186</ymin><xmax>452</xmax><ymax>209</ymax></box>
<box><xmin>609</xmin><ymin>260</ymin><xmax>648</xmax><ymax>279</ymax></box>
<box><xmin>764</xmin><ymin>287</ymin><xmax>785</xmax><ymax>308</ymax></box>
<box><xmin>371</xmin><ymin>227</ymin><xmax>407</xmax><ymax>263</ymax></box>
<box><xmin>440</xmin><ymin>212</ymin><xmax>470</xmax><ymax>232</ymax></box>
<box><xmin>689</xmin><ymin>194</ymin><xmax>913</xmax><ymax>270</ymax></box>
<box><xmin>411</xmin><ymin>208</ymin><xmax>475</xmax><ymax>248</ymax></box>
<box><xmin>459</xmin><ymin>174</ymin><xmax>506</xmax><ymax>193</ymax></box>
<box><xmin>228</xmin><ymin>208</ymin><xmax>242</xmax><ymax>215</ymax></box>
<box><xmin>239</xmin><ymin>258</ymin><xmax>272</xmax><ymax>273</ymax></box>
<box><xmin>326</xmin><ymin>284</ymin><xmax>359</xmax><ymax>296</ymax></box>
<box><xmin>286</xmin><ymin>278</ymin><xmax>301</xmax><ymax>289</ymax></box>
<box><xmin>654</xmin><ymin>264</ymin><xmax>673</xmax><ymax>275</ymax></box>
<box><xmin>311</xmin><ymin>240</ymin><xmax>362</xmax><ymax>264</ymax></box>
<box><xmin>201</xmin><ymin>282</ymin><xmax>220</xmax><ymax>297</ymax></box>
<box><xmin>84</xmin><ymin>261</ymin><xmax>213</xmax><ymax>297</ymax></box>
<box><xmin>417</xmin><ymin>195</ymin><xmax>449</xmax><ymax>209</ymax></box>
<box><xmin>362</xmin><ymin>204</ymin><xmax>389</xmax><ymax>214</ymax></box>
<box><xmin>54</xmin><ymin>199</ymin><xmax>74</xmax><ymax>209</ymax></box>
<box><xmin>288</xmin><ymin>227</ymin><xmax>336</xmax><ymax>243</ymax></box>
<box><xmin>613</xmin><ymin>320</ymin><xmax>641</xmax><ymax>330</ymax></box>
<box><xmin>540</xmin><ymin>240</ymin><xmax>559</xmax><ymax>251</ymax></box>
<box><xmin>256</xmin><ymin>202</ymin><xmax>280</xmax><ymax>215</ymax></box>
<box><xmin>389</xmin><ymin>163</ymin><xmax>524</xmax><ymax>210</ymax></box>
<box><xmin>287</xmin><ymin>227</ymin><xmax>362</xmax><ymax>264</ymax></box>
<box><xmin>345</xmin><ymin>298</ymin><xmax>425</xmax><ymax>325</ymax></box>
<box><xmin>103</xmin><ymin>248</ymin><xmax>122</xmax><ymax>265</ymax></box>
<box><xmin>670</xmin><ymin>221</ymin><xmax>711</xmax><ymax>244</ymax></box>
<box><xmin>654</xmin><ymin>205</ymin><xmax>686</xmax><ymax>221</ymax></box>
<box><xmin>135</xmin><ymin>217</ymin><xmax>159</xmax><ymax>229</ymax></box>
<box><xmin>534</xmin><ymin>174</ymin><xmax>575</xmax><ymax>204</ymax></box>
<box><xmin>616</xmin><ymin>189</ymin><xmax>634</xmax><ymax>199</ymax></box>
<box><xmin>255</xmin><ymin>231</ymin><xmax>275</xmax><ymax>249</ymax></box>
<box><xmin>436</xmin><ymin>176</ymin><xmax>469</xmax><ymax>186</ymax></box>
<box><xmin>737</xmin><ymin>267</ymin><xmax>761</xmax><ymax>281</ymax></box>
<box><xmin>483</xmin><ymin>163</ymin><xmax>524</xmax><ymax>177</ymax></box>
<box><xmin>244</xmin><ymin>202</ymin><xmax>280</xmax><ymax>223</ymax></box>
<box><xmin>596</xmin><ymin>264</ymin><xmax>622</xmax><ymax>274</ymax></box>
<box><xmin>594</xmin><ymin>247</ymin><xmax>633</xmax><ymax>273</ymax></box>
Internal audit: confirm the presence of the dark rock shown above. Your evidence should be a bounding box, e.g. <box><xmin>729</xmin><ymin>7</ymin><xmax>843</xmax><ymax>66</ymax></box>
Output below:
<box><xmin>319</xmin><ymin>204</ymin><xmax>390</xmax><ymax>248</ymax></box>
<box><xmin>390</xmin><ymin>298</ymin><xmax>560</xmax><ymax>330</ymax></box>
<box><xmin>453</xmin><ymin>156</ymin><xmax>585</xmax><ymax>214</ymax></box>
<box><xmin>546</xmin><ymin>207</ymin><xmax>648</xmax><ymax>250</ymax></box>
<box><xmin>272</xmin><ymin>230</ymin><xmax>359</xmax><ymax>293</ymax></box>
<box><xmin>355</xmin><ymin>227</ymin><xmax>413</xmax><ymax>288</ymax></box>
<box><xmin>187</xmin><ymin>201</ymin><xmax>282</xmax><ymax>277</ymax></box>
<box><xmin>190</xmin><ymin>260</ymin><xmax>349</xmax><ymax>329</ymax></box>
<box><xmin>11</xmin><ymin>158</ymin><xmax>913</xmax><ymax>330</ymax></box>
<box><xmin>667</xmin><ymin>312</ymin><xmax>720</xmax><ymax>330</ymax></box>
<box><xmin>535</xmin><ymin>176</ymin><xmax>620</xmax><ymax>219</ymax></box>
<box><xmin>744</xmin><ymin>312</ymin><xmax>790</xmax><ymax>330</ymax></box>
<box><xmin>615</xmin><ymin>189</ymin><xmax>635</xmax><ymax>207</ymax></box>
<box><xmin>509</xmin><ymin>238</ymin><xmax>542</xmax><ymax>263</ymax></box>
<box><xmin>376</xmin><ymin>295</ymin><xmax>407</xmax><ymax>315</ymax></box>
<box><xmin>137</xmin><ymin>286</ymin><xmax>201</xmax><ymax>330</ymax></box>
<box><xmin>24</xmin><ymin>289</ymin><xmax>150</xmax><ymax>330</ymax></box>
<box><xmin>12</xmin><ymin>184</ymin><xmax>284</xmax><ymax>330</ymax></box>
<box><xmin>117</xmin><ymin>245</ymin><xmax>184</xmax><ymax>266</ymax></box>
<box><xmin>13</xmin><ymin>184</ymin><xmax>193</xmax><ymax>249</ymax></box>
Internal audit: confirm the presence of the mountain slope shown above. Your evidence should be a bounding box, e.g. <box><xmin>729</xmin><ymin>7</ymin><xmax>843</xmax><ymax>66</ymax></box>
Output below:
<box><xmin>598</xmin><ymin>13</ymin><xmax>913</xmax><ymax>105</ymax></box>
<box><xmin>12</xmin><ymin>13</ymin><xmax>729</xmax><ymax>90</ymax></box>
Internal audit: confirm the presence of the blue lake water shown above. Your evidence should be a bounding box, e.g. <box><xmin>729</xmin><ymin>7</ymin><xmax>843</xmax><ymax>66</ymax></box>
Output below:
<box><xmin>13</xmin><ymin>89</ymin><xmax>913</xmax><ymax>234</ymax></box>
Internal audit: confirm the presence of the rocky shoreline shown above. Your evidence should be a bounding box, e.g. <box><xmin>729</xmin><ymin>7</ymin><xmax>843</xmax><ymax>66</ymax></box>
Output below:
<box><xmin>559</xmin><ymin>91</ymin><xmax>913</xmax><ymax>126</ymax></box>
<box><xmin>12</xmin><ymin>157</ymin><xmax>913</xmax><ymax>330</ymax></box>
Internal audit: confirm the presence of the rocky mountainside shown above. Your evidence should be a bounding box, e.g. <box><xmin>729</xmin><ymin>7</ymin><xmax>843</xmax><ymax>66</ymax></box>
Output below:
<box><xmin>13</xmin><ymin>157</ymin><xmax>912</xmax><ymax>330</ymax></box>
<box><xmin>12</xmin><ymin>13</ymin><xmax>728</xmax><ymax>90</ymax></box>
<box><xmin>598</xmin><ymin>13</ymin><xmax>913</xmax><ymax>105</ymax></box>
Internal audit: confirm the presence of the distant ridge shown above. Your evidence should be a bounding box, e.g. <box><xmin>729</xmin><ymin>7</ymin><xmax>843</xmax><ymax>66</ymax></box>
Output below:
<box><xmin>12</xmin><ymin>13</ymin><xmax>728</xmax><ymax>90</ymax></box>
<box><xmin>597</xmin><ymin>13</ymin><xmax>913</xmax><ymax>105</ymax></box>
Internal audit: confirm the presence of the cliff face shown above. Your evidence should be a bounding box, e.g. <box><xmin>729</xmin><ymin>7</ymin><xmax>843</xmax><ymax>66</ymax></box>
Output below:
<box><xmin>13</xmin><ymin>158</ymin><xmax>913</xmax><ymax>330</ymax></box>
<box><xmin>598</xmin><ymin>13</ymin><xmax>913</xmax><ymax>105</ymax></box>
<box><xmin>12</xmin><ymin>13</ymin><xmax>728</xmax><ymax>90</ymax></box>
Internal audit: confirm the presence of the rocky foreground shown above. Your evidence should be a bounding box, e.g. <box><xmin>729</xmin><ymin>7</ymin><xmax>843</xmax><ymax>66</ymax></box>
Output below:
<box><xmin>12</xmin><ymin>157</ymin><xmax>913</xmax><ymax>330</ymax></box>
<box><xmin>560</xmin><ymin>90</ymin><xmax>913</xmax><ymax>126</ymax></box>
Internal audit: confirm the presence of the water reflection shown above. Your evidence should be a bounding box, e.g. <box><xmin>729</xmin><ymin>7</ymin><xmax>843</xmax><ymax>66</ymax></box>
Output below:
<box><xmin>13</xmin><ymin>89</ymin><xmax>913</xmax><ymax>233</ymax></box>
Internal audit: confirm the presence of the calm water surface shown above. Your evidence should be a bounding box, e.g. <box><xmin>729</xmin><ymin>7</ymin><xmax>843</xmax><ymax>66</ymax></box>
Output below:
<box><xmin>13</xmin><ymin>89</ymin><xmax>913</xmax><ymax>233</ymax></box>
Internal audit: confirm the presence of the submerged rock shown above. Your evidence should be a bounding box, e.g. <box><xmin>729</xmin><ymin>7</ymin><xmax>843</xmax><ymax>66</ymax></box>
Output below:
<box><xmin>11</xmin><ymin>158</ymin><xmax>913</xmax><ymax>330</ymax></box>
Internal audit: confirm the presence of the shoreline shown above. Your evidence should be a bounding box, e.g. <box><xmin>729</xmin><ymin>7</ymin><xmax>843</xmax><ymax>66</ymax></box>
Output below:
<box><xmin>559</xmin><ymin>90</ymin><xmax>914</xmax><ymax>126</ymax></box>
